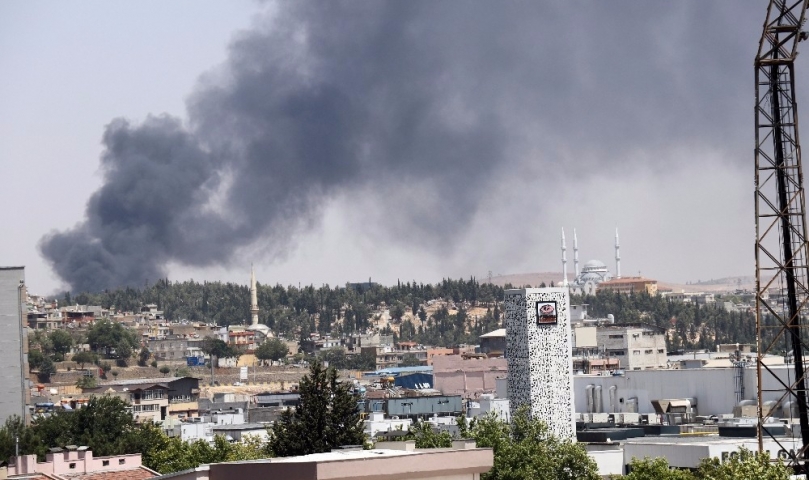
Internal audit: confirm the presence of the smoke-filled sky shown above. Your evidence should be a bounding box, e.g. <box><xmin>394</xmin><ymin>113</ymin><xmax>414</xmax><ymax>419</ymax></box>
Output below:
<box><xmin>2</xmin><ymin>1</ymin><xmax>802</xmax><ymax>294</ymax></box>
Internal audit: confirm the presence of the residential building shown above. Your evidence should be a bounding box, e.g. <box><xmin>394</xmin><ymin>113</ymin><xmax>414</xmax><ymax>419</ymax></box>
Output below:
<box><xmin>212</xmin><ymin>423</ymin><xmax>269</xmax><ymax>442</ymax></box>
<box><xmin>7</xmin><ymin>449</ymin><xmax>157</xmax><ymax>479</ymax></box>
<box><xmin>661</xmin><ymin>291</ymin><xmax>716</xmax><ymax>304</ymax></box>
<box><xmin>343</xmin><ymin>332</ymin><xmax>393</xmax><ymax>352</ymax></box>
<box><xmin>467</xmin><ymin>394</ymin><xmax>511</xmax><ymax>422</ymax></box>
<box><xmin>26</xmin><ymin>296</ymin><xmax>62</xmax><ymax>330</ymax></box>
<box><xmin>85</xmin><ymin>377</ymin><xmax>200</xmax><ymax>423</ymax></box>
<box><xmin>360</xmin><ymin>345</ymin><xmax>432</xmax><ymax>369</ymax></box>
<box><xmin>0</xmin><ymin>266</ymin><xmax>29</xmax><ymax>424</ymax></box>
<box><xmin>597</xmin><ymin>276</ymin><xmax>658</xmax><ymax>296</ymax></box>
<box><xmin>595</xmin><ymin>323</ymin><xmax>667</xmax><ymax>370</ymax></box>
<box><xmin>300</xmin><ymin>334</ymin><xmax>342</xmax><ymax>355</ymax></box>
<box><xmin>425</xmin><ymin>347</ymin><xmax>454</xmax><ymax>365</ymax></box>
<box><xmin>364</xmin><ymin>395</ymin><xmax>462</xmax><ymax>419</ymax></box>
<box><xmin>364</xmin><ymin>411</ymin><xmax>412</xmax><ymax>438</ymax></box>
<box><xmin>148</xmin><ymin>336</ymin><xmax>189</xmax><ymax>361</ymax></box>
<box><xmin>165</xmin><ymin>418</ymin><xmax>215</xmax><ymax>444</ymax></box>
<box><xmin>254</xmin><ymin>391</ymin><xmax>300</xmax><ymax>408</ymax></box>
<box><xmin>227</xmin><ymin>326</ymin><xmax>257</xmax><ymax>352</ymax></box>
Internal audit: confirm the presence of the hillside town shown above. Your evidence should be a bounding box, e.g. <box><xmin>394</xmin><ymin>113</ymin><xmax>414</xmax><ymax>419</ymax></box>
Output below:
<box><xmin>0</xmin><ymin>260</ymin><xmax>793</xmax><ymax>478</ymax></box>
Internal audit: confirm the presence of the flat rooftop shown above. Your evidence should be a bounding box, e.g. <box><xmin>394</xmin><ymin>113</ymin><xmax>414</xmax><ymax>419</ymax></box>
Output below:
<box><xmin>623</xmin><ymin>435</ymin><xmax>796</xmax><ymax>446</ymax></box>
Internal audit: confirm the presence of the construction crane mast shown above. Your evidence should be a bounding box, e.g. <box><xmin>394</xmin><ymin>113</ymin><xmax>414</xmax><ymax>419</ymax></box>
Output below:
<box><xmin>755</xmin><ymin>0</ymin><xmax>809</xmax><ymax>470</ymax></box>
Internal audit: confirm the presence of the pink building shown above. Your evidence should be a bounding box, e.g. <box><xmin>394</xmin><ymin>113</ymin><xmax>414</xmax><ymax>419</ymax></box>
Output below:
<box><xmin>7</xmin><ymin>449</ymin><xmax>157</xmax><ymax>479</ymax></box>
<box><xmin>432</xmin><ymin>354</ymin><xmax>507</xmax><ymax>399</ymax></box>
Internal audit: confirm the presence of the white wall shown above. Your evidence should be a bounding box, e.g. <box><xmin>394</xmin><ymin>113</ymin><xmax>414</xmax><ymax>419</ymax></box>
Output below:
<box><xmin>573</xmin><ymin>365</ymin><xmax>809</xmax><ymax>416</ymax></box>
<box><xmin>573</xmin><ymin>368</ymin><xmax>737</xmax><ymax>415</ymax></box>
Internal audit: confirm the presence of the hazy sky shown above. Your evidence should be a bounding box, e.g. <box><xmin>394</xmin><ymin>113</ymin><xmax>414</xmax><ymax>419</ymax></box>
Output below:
<box><xmin>1</xmin><ymin>1</ymin><xmax>799</xmax><ymax>295</ymax></box>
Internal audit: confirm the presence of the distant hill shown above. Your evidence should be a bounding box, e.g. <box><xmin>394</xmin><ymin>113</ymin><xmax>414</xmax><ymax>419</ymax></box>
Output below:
<box><xmin>486</xmin><ymin>272</ymin><xmax>755</xmax><ymax>293</ymax></box>
<box><xmin>486</xmin><ymin>272</ymin><xmax>564</xmax><ymax>288</ymax></box>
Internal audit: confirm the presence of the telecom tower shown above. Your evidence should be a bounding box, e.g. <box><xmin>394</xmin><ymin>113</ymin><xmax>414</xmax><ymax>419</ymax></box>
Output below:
<box><xmin>754</xmin><ymin>0</ymin><xmax>809</xmax><ymax>470</ymax></box>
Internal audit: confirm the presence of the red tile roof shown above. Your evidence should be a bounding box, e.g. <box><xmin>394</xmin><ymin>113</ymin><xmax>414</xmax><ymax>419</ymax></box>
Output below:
<box><xmin>60</xmin><ymin>467</ymin><xmax>157</xmax><ymax>480</ymax></box>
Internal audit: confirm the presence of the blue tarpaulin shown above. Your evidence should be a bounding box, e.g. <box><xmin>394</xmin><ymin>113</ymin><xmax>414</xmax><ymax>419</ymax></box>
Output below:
<box><xmin>393</xmin><ymin>372</ymin><xmax>433</xmax><ymax>390</ymax></box>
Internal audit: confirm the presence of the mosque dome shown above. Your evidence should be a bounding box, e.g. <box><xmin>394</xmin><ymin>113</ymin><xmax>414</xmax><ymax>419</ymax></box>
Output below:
<box><xmin>573</xmin><ymin>259</ymin><xmax>612</xmax><ymax>286</ymax></box>
<box><xmin>247</xmin><ymin>323</ymin><xmax>274</xmax><ymax>339</ymax></box>
<box><xmin>582</xmin><ymin>260</ymin><xmax>608</xmax><ymax>272</ymax></box>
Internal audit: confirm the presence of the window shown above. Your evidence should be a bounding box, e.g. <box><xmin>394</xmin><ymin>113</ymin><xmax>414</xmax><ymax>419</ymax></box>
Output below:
<box><xmin>119</xmin><ymin>459</ymin><xmax>126</xmax><ymax>465</ymax></box>
<box><xmin>632</xmin><ymin>350</ymin><xmax>640</xmax><ymax>355</ymax></box>
<box><xmin>609</xmin><ymin>350</ymin><xmax>625</xmax><ymax>356</ymax></box>
<box><xmin>69</xmin><ymin>463</ymin><xmax>76</xmax><ymax>469</ymax></box>
<box><xmin>608</xmin><ymin>334</ymin><xmax>624</xmax><ymax>339</ymax></box>
<box><xmin>102</xmin><ymin>460</ymin><xmax>110</xmax><ymax>467</ymax></box>
<box><xmin>143</xmin><ymin>389</ymin><xmax>165</xmax><ymax>400</ymax></box>
<box><xmin>658</xmin><ymin>349</ymin><xmax>664</xmax><ymax>354</ymax></box>
<box><xmin>645</xmin><ymin>349</ymin><xmax>653</xmax><ymax>354</ymax></box>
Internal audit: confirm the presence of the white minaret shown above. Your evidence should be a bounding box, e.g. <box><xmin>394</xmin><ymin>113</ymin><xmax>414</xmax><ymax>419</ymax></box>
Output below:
<box><xmin>615</xmin><ymin>228</ymin><xmax>621</xmax><ymax>279</ymax></box>
<box><xmin>561</xmin><ymin>229</ymin><xmax>569</xmax><ymax>286</ymax></box>
<box><xmin>250</xmin><ymin>265</ymin><xmax>259</xmax><ymax>326</ymax></box>
<box><xmin>573</xmin><ymin>228</ymin><xmax>580</xmax><ymax>278</ymax></box>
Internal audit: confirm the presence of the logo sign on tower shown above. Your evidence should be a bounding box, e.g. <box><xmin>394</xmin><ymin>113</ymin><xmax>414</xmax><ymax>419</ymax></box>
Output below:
<box><xmin>536</xmin><ymin>301</ymin><xmax>558</xmax><ymax>325</ymax></box>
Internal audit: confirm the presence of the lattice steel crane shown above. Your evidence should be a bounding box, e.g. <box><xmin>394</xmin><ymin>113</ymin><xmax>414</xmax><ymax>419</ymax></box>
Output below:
<box><xmin>755</xmin><ymin>0</ymin><xmax>809</xmax><ymax>471</ymax></box>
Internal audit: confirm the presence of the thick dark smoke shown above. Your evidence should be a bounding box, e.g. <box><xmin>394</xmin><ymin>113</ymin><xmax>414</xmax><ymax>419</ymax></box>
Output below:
<box><xmin>41</xmin><ymin>1</ymin><xmax>766</xmax><ymax>292</ymax></box>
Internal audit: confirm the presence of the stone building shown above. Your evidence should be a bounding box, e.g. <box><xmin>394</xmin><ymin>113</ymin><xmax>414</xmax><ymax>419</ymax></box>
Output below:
<box><xmin>595</xmin><ymin>323</ymin><xmax>667</xmax><ymax>370</ymax></box>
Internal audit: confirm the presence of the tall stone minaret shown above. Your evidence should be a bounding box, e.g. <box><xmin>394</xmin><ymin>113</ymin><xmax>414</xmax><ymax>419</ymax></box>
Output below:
<box><xmin>615</xmin><ymin>228</ymin><xmax>622</xmax><ymax>279</ymax></box>
<box><xmin>561</xmin><ymin>229</ymin><xmax>569</xmax><ymax>286</ymax></box>
<box><xmin>250</xmin><ymin>265</ymin><xmax>259</xmax><ymax>326</ymax></box>
<box><xmin>573</xmin><ymin>228</ymin><xmax>580</xmax><ymax>278</ymax></box>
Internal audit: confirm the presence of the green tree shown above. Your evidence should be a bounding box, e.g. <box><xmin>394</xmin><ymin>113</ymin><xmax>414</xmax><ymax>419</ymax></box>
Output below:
<box><xmin>144</xmin><ymin>435</ymin><xmax>205</xmax><ymax>474</ymax></box>
<box><xmin>401</xmin><ymin>420</ymin><xmax>452</xmax><ymax>448</ymax></box>
<box><xmin>28</xmin><ymin>349</ymin><xmax>44</xmax><ymax>371</ymax></box>
<box><xmin>137</xmin><ymin>347</ymin><xmax>151</xmax><ymax>367</ymax></box>
<box><xmin>201</xmin><ymin>337</ymin><xmax>239</xmax><ymax>360</ymax></box>
<box><xmin>390</xmin><ymin>303</ymin><xmax>406</xmax><ymax>323</ymax></box>
<box><xmin>48</xmin><ymin>330</ymin><xmax>74</xmax><ymax>360</ymax></box>
<box><xmin>159</xmin><ymin>366</ymin><xmax>171</xmax><ymax>376</ymax></box>
<box><xmin>623</xmin><ymin>457</ymin><xmax>695</xmax><ymax>480</ymax></box>
<box><xmin>695</xmin><ymin>447</ymin><xmax>790</xmax><ymax>480</ymax></box>
<box><xmin>72</xmin><ymin>396</ymin><xmax>138</xmax><ymax>456</ymax></box>
<box><xmin>0</xmin><ymin>416</ymin><xmax>42</xmax><ymax>464</ymax></box>
<box><xmin>268</xmin><ymin>360</ymin><xmax>365</xmax><ymax>456</ymax></box>
<box><xmin>32</xmin><ymin>396</ymin><xmax>138</xmax><ymax>458</ymax></box>
<box><xmin>468</xmin><ymin>406</ymin><xmax>599</xmax><ymax>480</ymax></box>
<box><xmin>37</xmin><ymin>357</ymin><xmax>56</xmax><ymax>382</ymax></box>
<box><xmin>72</xmin><ymin>351</ymin><xmax>96</xmax><ymax>369</ymax></box>
<box><xmin>76</xmin><ymin>375</ymin><xmax>97</xmax><ymax>389</ymax></box>
<box><xmin>86</xmin><ymin>319</ymin><xmax>138</xmax><ymax>362</ymax></box>
<box><xmin>255</xmin><ymin>338</ymin><xmax>289</xmax><ymax>363</ymax></box>
<box><xmin>318</xmin><ymin>348</ymin><xmax>348</xmax><ymax>369</ymax></box>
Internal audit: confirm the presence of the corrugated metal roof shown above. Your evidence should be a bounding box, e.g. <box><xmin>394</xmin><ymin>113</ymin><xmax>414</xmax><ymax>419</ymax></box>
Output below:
<box><xmin>480</xmin><ymin>328</ymin><xmax>506</xmax><ymax>338</ymax></box>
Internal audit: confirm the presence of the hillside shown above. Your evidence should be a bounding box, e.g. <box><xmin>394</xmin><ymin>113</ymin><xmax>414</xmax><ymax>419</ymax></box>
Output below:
<box><xmin>487</xmin><ymin>272</ymin><xmax>755</xmax><ymax>293</ymax></box>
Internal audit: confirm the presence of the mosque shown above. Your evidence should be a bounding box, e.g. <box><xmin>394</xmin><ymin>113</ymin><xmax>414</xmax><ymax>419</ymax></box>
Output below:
<box><xmin>560</xmin><ymin>229</ymin><xmax>621</xmax><ymax>295</ymax></box>
<box><xmin>246</xmin><ymin>266</ymin><xmax>273</xmax><ymax>341</ymax></box>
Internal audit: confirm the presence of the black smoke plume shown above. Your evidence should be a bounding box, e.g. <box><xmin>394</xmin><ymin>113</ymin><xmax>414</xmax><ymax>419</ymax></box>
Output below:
<box><xmin>41</xmin><ymin>2</ymin><xmax>764</xmax><ymax>292</ymax></box>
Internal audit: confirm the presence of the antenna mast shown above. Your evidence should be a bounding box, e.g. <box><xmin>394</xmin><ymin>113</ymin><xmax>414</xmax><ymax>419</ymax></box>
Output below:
<box><xmin>755</xmin><ymin>0</ymin><xmax>809</xmax><ymax>470</ymax></box>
